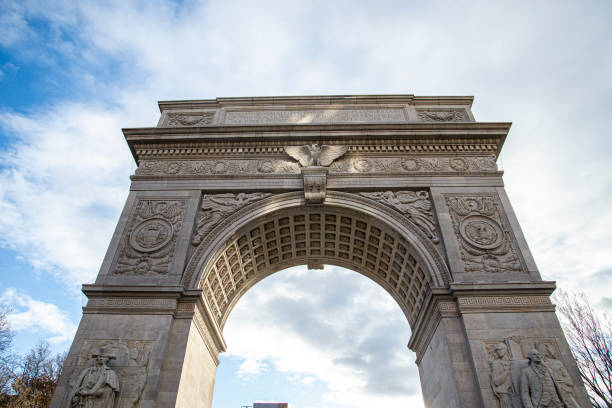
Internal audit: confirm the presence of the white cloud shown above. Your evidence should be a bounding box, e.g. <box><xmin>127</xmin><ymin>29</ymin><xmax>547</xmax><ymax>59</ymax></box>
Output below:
<box><xmin>0</xmin><ymin>288</ymin><xmax>77</xmax><ymax>345</ymax></box>
<box><xmin>237</xmin><ymin>358</ymin><xmax>269</xmax><ymax>379</ymax></box>
<box><xmin>223</xmin><ymin>266</ymin><xmax>422</xmax><ymax>408</ymax></box>
<box><xmin>0</xmin><ymin>104</ymin><xmax>136</xmax><ymax>286</ymax></box>
<box><xmin>0</xmin><ymin>2</ymin><xmax>34</xmax><ymax>47</ymax></box>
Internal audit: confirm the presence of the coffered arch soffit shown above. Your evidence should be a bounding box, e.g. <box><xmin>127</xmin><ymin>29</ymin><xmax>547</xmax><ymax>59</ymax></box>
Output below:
<box><xmin>182</xmin><ymin>191</ymin><xmax>451</xmax><ymax>329</ymax></box>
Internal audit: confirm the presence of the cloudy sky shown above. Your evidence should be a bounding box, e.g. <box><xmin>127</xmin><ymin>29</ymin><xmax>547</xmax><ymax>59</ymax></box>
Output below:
<box><xmin>0</xmin><ymin>1</ymin><xmax>611</xmax><ymax>407</ymax></box>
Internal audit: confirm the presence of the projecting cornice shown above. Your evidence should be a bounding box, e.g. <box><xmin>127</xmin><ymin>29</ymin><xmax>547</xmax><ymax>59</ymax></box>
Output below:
<box><xmin>123</xmin><ymin>122</ymin><xmax>511</xmax><ymax>163</ymax></box>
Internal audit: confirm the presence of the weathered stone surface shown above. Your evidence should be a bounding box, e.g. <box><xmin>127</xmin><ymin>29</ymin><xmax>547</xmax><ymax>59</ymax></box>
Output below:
<box><xmin>52</xmin><ymin>95</ymin><xmax>589</xmax><ymax>408</ymax></box>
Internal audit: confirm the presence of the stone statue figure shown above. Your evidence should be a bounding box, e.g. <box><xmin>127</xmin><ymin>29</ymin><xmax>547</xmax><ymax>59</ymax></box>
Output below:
<box><xmin>284</xmin><ymin>144</ymin><xmax>348</xmax><ymax>167</ymax></box>
<box><xmin>520</xmin><ymin>349</ymin><xmax>567</xmax><ymax>408</ymax></box>
<box><xmin>537</xmin><ymin>343</ymin><xmax>581</xmax><ymax>408</ymax></box>
<box><xmin>68</xmin><ymin>347</ymin><xmax>120</xmax><ymax>408</ymax></box>
<box><xmin>489</xmin><ymin>342</ymin><xmax>513</xmax><ymax>408</ymax></box>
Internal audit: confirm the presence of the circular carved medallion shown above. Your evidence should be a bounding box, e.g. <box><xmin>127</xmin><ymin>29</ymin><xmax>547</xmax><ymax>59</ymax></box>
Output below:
<box><xmin>459</xmin><ymin>215</ymin><xmax>504</xmax><ymax>249</ymax></box>
<box><xmin>129</xmin><ymin>218</ymin><xmax>174</xmax><ymax>252</ymax></box>
<box><xmin>257</xmin><ymin>160</ymin><xmax>275</xmax><ymax>173</ymax></box>
<box><xmin>450</xmin><ymin>158</ymin><xmax>468</xmax><ymax>171</ymax></box>
<box><xmin>213</xmin><ymin>161</ymin><xmax>227</xmax><ymax>174</ymax></box>
<box><xmin>353</xmin><ymin>158</ymin><xmax>371</xmax><ymax>172</ymax></box>
<box><xmin>401</xmin><ymin>158</ymin><xmax>420</xmax><ymax>172</ymax></box>
<box><xmin>165</xmin><ymin>162</ymin><xmax>182</xmax><ymax>174</ymax></box>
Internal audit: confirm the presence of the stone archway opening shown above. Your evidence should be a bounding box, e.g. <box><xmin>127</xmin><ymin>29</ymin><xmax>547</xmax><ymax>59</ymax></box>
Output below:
<box><xmin>189</xmin><ymin>199</ymin><xmax>443</xmax><ymax>407</ymax></box>
<box><xmin>52</xmin><ymin>95</ymin><xmax>590</xmax><ymax>408</ymax></box>
<box><xmin>212</xmin><ymin>264</ymin><xmax>422</xmax><ymax>408</ymax></box>
<box><xmin>199</xmin><ymin>205</ymin><xmax>435</xmax><ymax>332</ymax></box>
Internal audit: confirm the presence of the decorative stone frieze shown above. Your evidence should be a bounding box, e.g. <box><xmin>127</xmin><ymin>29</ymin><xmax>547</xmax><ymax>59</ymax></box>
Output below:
<box><xmin>445</xmin><ymin>194</ymin><xmax>523</xmax><ymax>274</ymax></box>
<box><xmin>437</xmin><ymin>300</ymin><xmax>459</xmax><ymax>316</ymax></box>
<box><xmin>359</xmin><ymin>191</ymin><xmax>440</xmax><ymax>243</ymax></box>
<box><xmin>175</xmin><ymin>301</ymin><xmax>196</xmax><ymax>314</ymax></box>
<box><xmin>333</xmin><ymin>155</ymin><xmax>497</xmax><ymax>174</ymax></box>
<box><xmin>133</xmin><ymin>155</ymin><xmax>498</xmax><ymax>177</ymax></box>
<box><xmin>135</xmin><ymin>159</ymin><xmax>300</xmax><ymax>176</ymax></box>
<box><xmin>457</xmin><ymin>295</ymin><xmax>554</xmax><ymax>313</ymax></box>
<box><xmin>114</xmin><ymin>199</ymin><xmax>186</xmax><ymax>275</ymax></box>
<box><xmin>85</xmin><ymin>297</ymin><xmax>177</xmax><ymax>314</ymax></box>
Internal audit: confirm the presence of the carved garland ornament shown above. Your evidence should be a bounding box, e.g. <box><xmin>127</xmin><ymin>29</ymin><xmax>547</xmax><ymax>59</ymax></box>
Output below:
<box><xmin>333</xmin><ymin>155</ymin><xmax>497</xmax><ymax>174</ymax></box>
<box><xmin>417</xmin><ymin>109</ymin><xmax>468</xmax><ymax>122</ymax></box>
<box><xmin>445</xmin><ymin>195</ymin><xmax>522</xmax><ymax>274</ymax></box>
<box><xmin>167</xmin><ymin>111</ymin><xmax>215</xmax><ymax>126</ymax></box>
<box><xmin>135</xmin><ymin>159</ymin><xmax>300</xmax><ymax>176</ymax></box>
<box><xmin>115</xmin><ymin>199</ymin><xmax>186</xmax><ymax>275</ymax></box>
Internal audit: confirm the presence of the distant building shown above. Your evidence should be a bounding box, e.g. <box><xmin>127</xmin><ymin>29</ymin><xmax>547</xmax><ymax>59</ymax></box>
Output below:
<box><xmin>253</xmin><ymin>403</ymin><xmax>288</xmax><ymax>408</ymax></box>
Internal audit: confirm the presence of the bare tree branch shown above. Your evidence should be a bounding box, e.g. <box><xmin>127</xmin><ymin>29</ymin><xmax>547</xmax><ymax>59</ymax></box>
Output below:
<box><xmin>554</xmin><ymin>290</ymin><xmax>612</xmax><ymax>408</ymax></box>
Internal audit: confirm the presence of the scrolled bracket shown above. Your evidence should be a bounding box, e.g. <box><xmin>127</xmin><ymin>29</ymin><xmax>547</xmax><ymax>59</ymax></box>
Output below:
<box><xmin>301</xmin><ymin>166</ymin><xmax>328</xmax><ymax>204</ymax></box>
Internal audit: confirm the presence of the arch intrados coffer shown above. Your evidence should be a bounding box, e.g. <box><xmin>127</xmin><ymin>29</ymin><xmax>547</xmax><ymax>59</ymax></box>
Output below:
<box><xmin>198</xmin><ymin>202</ymin><xmax>435</xmax><ymax>329</ymax></box>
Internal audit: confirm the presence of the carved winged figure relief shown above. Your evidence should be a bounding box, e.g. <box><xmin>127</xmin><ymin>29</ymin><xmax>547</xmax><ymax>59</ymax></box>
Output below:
<box><xmin>360</xmin><ymin>191</ymin><xmax>439</xmax><ymax>243</ymax></box>
<box><xmin>284</xmin><ymin>144</ymin><xmax>348</xmax><ymax>167</ymax></box>
<box><xmin>192</xmin><ymin>193</ymin><xmax>271</xmax><ymax>245</ymax></box>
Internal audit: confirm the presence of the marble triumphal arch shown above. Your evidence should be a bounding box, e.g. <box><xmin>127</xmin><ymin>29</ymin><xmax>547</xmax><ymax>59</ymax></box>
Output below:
<box><xmin>51</xmin><ymin>95</ymin><xmax>589</xmax><ymax>408</ymax></box>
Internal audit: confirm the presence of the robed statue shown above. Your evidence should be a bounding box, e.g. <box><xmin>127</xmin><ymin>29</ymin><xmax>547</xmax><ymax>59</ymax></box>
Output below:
<box><xmin>68</xmin><ymin>347</ymin><xmax>120</xmax><ymax>408</ymax></box>
<box><xmin>490</xmin><ymin>342</ymin><xmax>513</xmax><ymax>408</ymax></box>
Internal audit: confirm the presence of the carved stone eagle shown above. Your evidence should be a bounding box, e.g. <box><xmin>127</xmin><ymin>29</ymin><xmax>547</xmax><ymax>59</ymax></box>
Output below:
<box><xmin>284</xmin><ymin>144</ymin><xmax>348</xmax><ymax>167</ymax></box>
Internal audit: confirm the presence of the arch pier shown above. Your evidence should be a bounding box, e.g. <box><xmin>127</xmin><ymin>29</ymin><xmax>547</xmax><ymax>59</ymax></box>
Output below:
<box><xmin>51</xmin><ymin>95</ymin><xmax>589</xmax><ymax>408</ymax></box>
